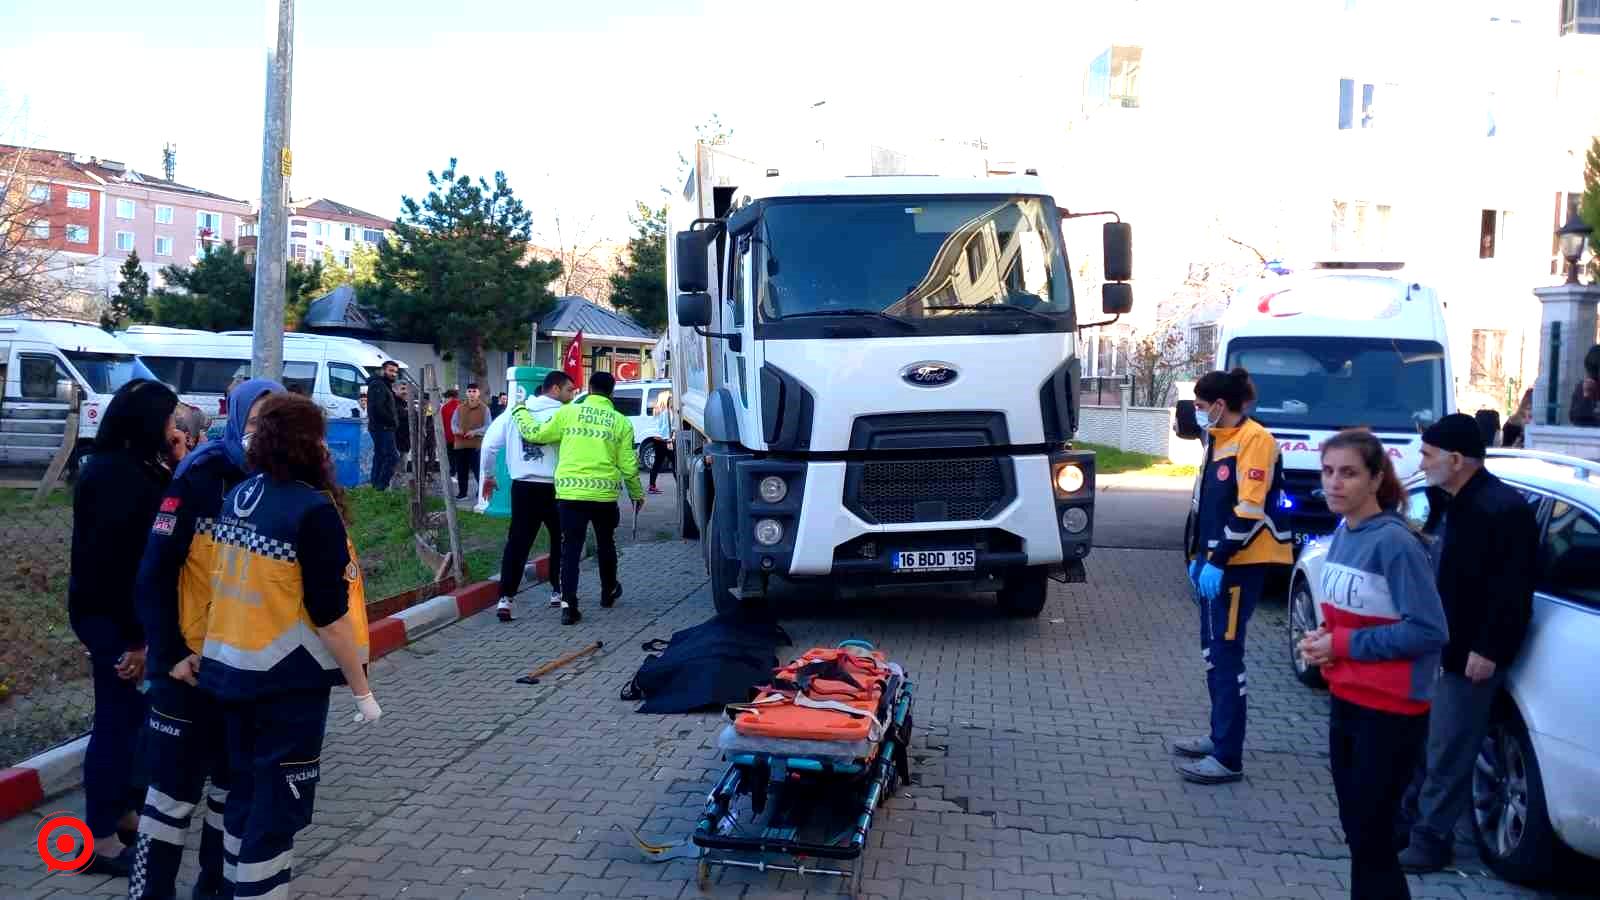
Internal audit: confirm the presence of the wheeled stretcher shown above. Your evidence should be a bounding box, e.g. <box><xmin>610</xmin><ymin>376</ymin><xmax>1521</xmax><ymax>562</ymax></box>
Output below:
<box><xmin>692</xmin><ymin>640</ymin><xmax>914</xmax><ymax>894</ymax></box>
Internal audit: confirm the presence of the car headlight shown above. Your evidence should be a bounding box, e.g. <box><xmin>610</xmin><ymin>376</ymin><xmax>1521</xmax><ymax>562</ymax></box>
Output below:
<box><xmin>1054</xmin><ymin>463</ymin><xmax>1085</xmax><ymax>494</ymax></box>
<box><xmin>754</xmin><ymin>518</ymin><xmax>784</xmax><ymax>546</ymax></box>
<box><xmin>1061</xmin><ymin>507</ymin><xmax>1089</xmax><ymax>533</ymax></box>
<box><xmin>758</xmin><ymin>475</ymin><xmax>788</xmax><ymax>504</ymax></box>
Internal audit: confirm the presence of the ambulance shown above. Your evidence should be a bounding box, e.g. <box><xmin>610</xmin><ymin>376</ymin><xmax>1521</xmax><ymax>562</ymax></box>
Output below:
<box><xmin>1176</xmin><ymin>262</ymin><xmax>1455</xmax><ymax>547</ymax></box>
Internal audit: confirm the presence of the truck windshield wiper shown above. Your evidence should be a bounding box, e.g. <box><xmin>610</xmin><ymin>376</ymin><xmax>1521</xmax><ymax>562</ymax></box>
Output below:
<box><xmin>776</xmin><ymin>308</ymin><xmax>916</xmax><ymax>330</ymax></box>
<box><xmin>938</xmin><ymin>303</ymin><xmax>1061</xmax><ymax>323</ymax></box>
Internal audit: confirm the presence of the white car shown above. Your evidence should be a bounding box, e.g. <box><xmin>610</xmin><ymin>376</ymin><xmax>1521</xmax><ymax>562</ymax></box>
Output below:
<box><xmin>577</xmin><ymin>378</ymin><xmax>672</xmax><ymax>469</ymax></box>
<box><xmin>1287</xmin><ymin>449</ymin><xmax>1600</xmax><ymax>882</ymax></box>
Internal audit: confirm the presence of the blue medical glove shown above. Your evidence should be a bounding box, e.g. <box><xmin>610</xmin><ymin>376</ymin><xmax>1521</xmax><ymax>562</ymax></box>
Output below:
<box><xmin>1198</xmin><ymin>563</ymin><xmax>1225</xmax><ymax>602</ymax></box>
<box><xmin>1187</xmin><ymin>558</ymin><xmax>1205</xmax><ymax>588</ymax></box>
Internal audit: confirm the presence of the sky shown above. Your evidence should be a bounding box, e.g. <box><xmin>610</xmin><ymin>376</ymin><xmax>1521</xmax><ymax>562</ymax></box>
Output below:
<box><xmin>0</xmin><ymin>0</ymin><xmax>1111</xmax><ymax>243</ymax></box>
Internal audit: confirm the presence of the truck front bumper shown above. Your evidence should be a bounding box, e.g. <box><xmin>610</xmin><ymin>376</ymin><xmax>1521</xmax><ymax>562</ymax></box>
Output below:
<box><xmin>727</xmin><ymin>451</ymin><xmax>1094</xmax><ymax>580</ymax></box>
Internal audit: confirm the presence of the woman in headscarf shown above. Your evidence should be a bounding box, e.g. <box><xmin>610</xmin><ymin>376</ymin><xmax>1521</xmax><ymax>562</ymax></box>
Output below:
<box><xmin>129</xmin><ymin>378</ymin><xmax>282</xmax><ymax>900</ymax></box>
<box><xmin>69</xmin><ymin>378</ymin><xmax>182</xmax><ymax>876</ymax></box>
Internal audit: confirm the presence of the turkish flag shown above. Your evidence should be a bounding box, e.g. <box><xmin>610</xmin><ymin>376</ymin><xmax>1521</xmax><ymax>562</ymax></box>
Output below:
<box><xmin>563</xmin><ymin>331</ymin><xmax>584</xmax><ymax>387</ymax></box>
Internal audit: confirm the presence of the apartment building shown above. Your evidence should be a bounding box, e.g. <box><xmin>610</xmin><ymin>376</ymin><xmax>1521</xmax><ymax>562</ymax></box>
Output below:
<box><xmin>101</xmin><ymin>172</ymin><xmax>251</xmax><ymax>287</ymax></box>
<box><xmin>1057</xmin><ymin>0</ymin><xmax>1600</xmax><ymax>414</ymax></box>
<box><xmin>286</xmin><ymin>198</ymin><xmax>392</xmax><ymax>267</ymax></box>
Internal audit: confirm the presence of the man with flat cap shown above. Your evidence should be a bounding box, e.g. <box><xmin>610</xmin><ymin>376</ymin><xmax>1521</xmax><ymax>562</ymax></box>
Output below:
<box><xmin>1398</xmin><ymin>413</ymin><xmax>1539</xmax><ymax>873</ymax></box>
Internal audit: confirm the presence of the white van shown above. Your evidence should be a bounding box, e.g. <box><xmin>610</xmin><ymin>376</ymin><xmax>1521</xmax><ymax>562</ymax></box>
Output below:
<box><xmin>575</xmin><ymin>378</ymin><xmax>672</xmax><ymax>467</ymax></box>
<box><xmin>0</xmin><ymin>317</ymin><xmax>158</xmax><ymax>467</ymax></box>
<box><xmin>1176</xmin><ymin>262</ymin><xmax>1456</xmax><ymax>546</ymax></box>
<box><xmin>118</xmin><ymin>327</ymin><xmax>402</xmax><ymax>421</ymax></box>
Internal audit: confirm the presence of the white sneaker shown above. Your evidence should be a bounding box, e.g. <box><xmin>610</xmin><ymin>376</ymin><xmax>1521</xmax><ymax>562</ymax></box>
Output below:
<box><xmin>496</xmin><ymin>598</ymin><xmax>513</xmax><ymax>621</ymax></box>
<box><xmin>549</xmin><ymin>591</ymin><xmax>563</xmax><ymax>608</ymax></box>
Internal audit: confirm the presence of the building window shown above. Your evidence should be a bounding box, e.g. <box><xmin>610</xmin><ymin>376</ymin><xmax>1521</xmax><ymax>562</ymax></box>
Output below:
<box><xmin>1084</xmin><ymin>45</ymin><xmax>1142</xmax><ymax>112</ymax></box>
<box><xmin>65</xmin><ymin>224</ymin><xmax>89</xmax><ymax>244</ymax></box>
<box><xmin>1189</xmin><ymin>324</ymin><xmax>1217</xmax><ymax>369</ymax></box>
<box><xmin>1479</xmin><ymin>209</ymin><xmax>1513</xmax><ymax>258</ymax></box>
<box><xmin>313</xmin><ymin>222</ymin><xmax>325</xmax><ymax>237</ymax></box>
<box><xmin>116</xmin><ymin>231</ymin><xmax>135</xmax><ymax>252</ymax></box>
<box><xmin>343</xmin><ymin>226</ymin><xmax>352</xmax><ymax>241</ymax></box>
<box><xmin>116</xmin><ymin>198</ymin><xmax>135</xmax><ymax>219</ymax></box>
<box><xmin>1332</xmin><ymin>199</ymin><xmax>1393</xmax><ymax>254</ymax></box>
<box><xmin>239</xmin><ymin>222</ymin><xmax>257</xmax><ymax>237</ymax></box>
<box><xmin>155</xmin><ymin>235</ymin><xmax>173</xmax><ymax>256</ymax></box>
<box><xmin>362</xmin><ymin>228</ymin><xmax>383</xmax><ymax>244</ymax></box>
<box><xmin>155</xmin><ymin>205</ymin><xmax>173</xmax><ymax>224</ymax></box>
<box><xmin>1561</xmin><ymin>0</ymin><xmax>1600</xmax><ymax>35</ymax></box>
<box><xmin>27</xmin><ymin>183</ymin><xmax>48</xmax><ymax>202</ymax></box>
<box><xmin>1470</xmin><ymin>329</ymin><xmax>1506</xmax><ymax>385</ymax></box>
<box><xmin>196</xmin><ymin>211</ymin><xmax>222</xmax><ymax>235</ymax></box>
<box><xmin>66</xmin><ymin>189</ymin><xmax>91</xmax><ymax>209</ymax></box>
<box><xmin>29</xmin><ymin>221</ymin><xmax>48</xmax><ymax>239</ymax></box>
<box><xmin>1338</xmin><ymin>79</ymin><xmax>1389</xmax><ymax>129</ymax></box>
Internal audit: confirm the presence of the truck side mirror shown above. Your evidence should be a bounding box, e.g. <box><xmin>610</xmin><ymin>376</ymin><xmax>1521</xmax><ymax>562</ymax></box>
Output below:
<box><xmin>1102</xmin><ymin>283</ymin><xmax>1133</xmax><ymax>315</ymax></box>
<box><xmin>1174</xmin><ymin>399</ymin><xmax>1202</xmax><ymax>440</ymax></box>
<box><xmin>677</xmin><ymin>292</ymin><xmax>712</xmax><ymax>328</ymax></box>
<box><xmin>55</xmin><ymin>378</ymin><xmax>76</xmax><ymax>404</ymax></box>
<box><xmin>675</xmin><ymin>230</ymin><xmax>709</xmax><ymax>293</ymax></box>
<box><xmin>1103</xmin><ymin>222</ymin><xmax>1132</xmax><ymax>282</ymax></box>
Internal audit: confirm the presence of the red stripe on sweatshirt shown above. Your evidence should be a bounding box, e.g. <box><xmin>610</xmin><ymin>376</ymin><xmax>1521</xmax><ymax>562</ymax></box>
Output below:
<box><xmin>1320</xmin><ymin>602</ymin><xmax>1430</xmax><ymax>716</ymax></box>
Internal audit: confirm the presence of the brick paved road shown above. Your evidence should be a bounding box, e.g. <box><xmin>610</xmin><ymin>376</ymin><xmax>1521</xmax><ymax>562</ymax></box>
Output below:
<box><xmin>4</xmin><ymin>542</ymin><xmax>1588</xmax><ymax>899</ymax></box>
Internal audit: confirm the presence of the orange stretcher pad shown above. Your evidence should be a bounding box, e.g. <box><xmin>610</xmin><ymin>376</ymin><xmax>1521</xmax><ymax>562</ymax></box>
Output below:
<box><xmin>727</xmin><ymin>647</ymin><xmax>893</xmax><ymax>743</ymax></box>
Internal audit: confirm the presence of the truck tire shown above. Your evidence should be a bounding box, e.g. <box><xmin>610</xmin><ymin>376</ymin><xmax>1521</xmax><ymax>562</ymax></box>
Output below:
<box><xmin>997</xmin><ymin>567</ymin><xmax>1049</xmax><ymax>617</ymax></box>
<box><xmin>708</xmin><ymin>498</ymin><xmax>742</xmax><ymax>617</ymax></box>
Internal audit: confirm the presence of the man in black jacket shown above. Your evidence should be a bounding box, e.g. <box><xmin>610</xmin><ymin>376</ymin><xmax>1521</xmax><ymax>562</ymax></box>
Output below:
<box><xmin>1399</xmin><ymin>414</ymin><xmax>1539</xmax><ymax>873</ymax></box>
<box><xmin>367</xmin><ymin>360</ymin><xmax>400</xmax><ymax>490</ymax></box>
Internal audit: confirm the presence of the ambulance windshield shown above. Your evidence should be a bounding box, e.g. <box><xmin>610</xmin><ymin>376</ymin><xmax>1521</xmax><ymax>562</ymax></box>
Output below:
<box><xmin>1227</xmin><ymin>336</ymin><xmax>1446</xmax><ymax>432</ymax></box>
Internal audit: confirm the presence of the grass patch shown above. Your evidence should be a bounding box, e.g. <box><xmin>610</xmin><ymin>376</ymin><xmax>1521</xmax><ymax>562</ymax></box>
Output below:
<box><xmin>344</xmin><ymin>487</ymin><xmax>543</xmax><ymax>601</ymax></box>
<box><xmin>1078</xmin><ymin>443</ymin><xmax>1198</xmax><ymax>478</ymax></box>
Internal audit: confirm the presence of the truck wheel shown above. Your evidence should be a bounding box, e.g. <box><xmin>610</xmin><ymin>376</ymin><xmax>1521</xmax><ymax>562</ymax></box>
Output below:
<box><xmin>997</xmin><ymin>568</ymin><xmax>1049</xmax><ymax>617</ymax></box>
<box><xmin>708</xmin><ymin>498</ymin><xmax>743</xmax><ymax>617</ymax></box>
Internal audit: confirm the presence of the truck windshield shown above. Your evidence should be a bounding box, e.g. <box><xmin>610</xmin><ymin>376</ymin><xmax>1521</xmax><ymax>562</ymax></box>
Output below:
<box><xmin>756</xmin><ymin>195</ymin><xmax>1072</xmax><ymax>336</ymax></box>
<box><xmin>1227</xmin><ymin>337</ymin><xmax>1446</xmax><ymax>433</ymax></box>
<box><xmin>63</xmin><ymin>351</ymin><xmax>158</xmax><ymax>395</ymax></box>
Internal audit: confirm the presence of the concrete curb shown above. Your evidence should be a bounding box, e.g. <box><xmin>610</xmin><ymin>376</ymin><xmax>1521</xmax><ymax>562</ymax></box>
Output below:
<box><xmin>0</xmin><ymin>552</ymin><xmax>554</xmax><ymax>823</ymax></box>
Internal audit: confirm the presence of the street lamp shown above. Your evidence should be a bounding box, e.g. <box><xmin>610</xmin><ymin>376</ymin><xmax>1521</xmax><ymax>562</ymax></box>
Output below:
<box><xmin>1558</xmin><ymin>212</ymin><xmax>1593</xmax><ymax>285</ymax></box>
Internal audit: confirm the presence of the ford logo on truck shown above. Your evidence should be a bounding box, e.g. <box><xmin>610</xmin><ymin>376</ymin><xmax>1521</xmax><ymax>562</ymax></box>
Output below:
<box><xmin>901</xmin><ymin>362</ymin><xmax>958</xmax><ymax>387</ymax></box>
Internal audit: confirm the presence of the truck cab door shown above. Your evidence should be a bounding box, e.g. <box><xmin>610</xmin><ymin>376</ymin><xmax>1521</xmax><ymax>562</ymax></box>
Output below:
<box><xmin>5</xmin><ymin>352</ymin><xmax>75</xmax><ymax>466</ymax></box>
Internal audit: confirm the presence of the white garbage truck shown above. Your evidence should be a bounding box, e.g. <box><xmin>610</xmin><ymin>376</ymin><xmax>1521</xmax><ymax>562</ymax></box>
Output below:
<box><xmin>665</xmin><ymin>142</ymin><xmax>1134</xmax><ymax>616</ymax></box>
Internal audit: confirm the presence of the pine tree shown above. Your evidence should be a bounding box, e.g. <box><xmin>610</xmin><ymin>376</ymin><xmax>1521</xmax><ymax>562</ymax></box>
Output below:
<box><xmin>102</xmin><ymin>251</ymin><xmax>151</xmax><ymax>329</ymax></box>
<box><xmin>369</xmin><ymin>159</ymin><xmax>560</xmax><ymax>378</ymax></box>
<box><xmin>608</xmin><ymin>203</ymin><xmax>667</xmax><ymax>331</ymax></box>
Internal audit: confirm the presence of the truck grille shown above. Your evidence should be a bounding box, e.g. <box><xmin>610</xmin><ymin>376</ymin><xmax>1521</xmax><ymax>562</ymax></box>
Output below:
<box><xmin>851</xmin><ymin>457</ymin><xmax>1010</xmax><ymax>525</ymax></box>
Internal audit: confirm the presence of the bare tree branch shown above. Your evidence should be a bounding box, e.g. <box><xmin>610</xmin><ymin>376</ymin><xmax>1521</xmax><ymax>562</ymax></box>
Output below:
<box><xmin>0</xmin><ymin>144</ymin><xmax>85</xmax><ymax>317</ymax></box>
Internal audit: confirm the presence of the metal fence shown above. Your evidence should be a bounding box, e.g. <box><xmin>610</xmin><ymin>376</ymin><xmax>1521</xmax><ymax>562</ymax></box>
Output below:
<box><xmin>1079</xmin><ymin>375</ymin><xmax>1132</xmax><ymax>407</ymax></box>
<box><xmin>0</xmin><ymin>485</ymin><xmax>92</xmax><ymax>768</ymax></box>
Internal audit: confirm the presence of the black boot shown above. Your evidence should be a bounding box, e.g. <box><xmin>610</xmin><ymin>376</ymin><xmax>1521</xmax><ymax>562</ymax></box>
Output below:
<box><xmin>561</xmin><ymin>601</ymin><xmax>582</xmax><ymax>626</ymax></box>
<box><xmin>85</xmin><ymin>845</ymin><xmax>135</xmax><ymax>878</ymax></box>
<box><xmin>601</xmin><ymin>584</ymin><xmax>622</xmax><ymax>609</ymax></box>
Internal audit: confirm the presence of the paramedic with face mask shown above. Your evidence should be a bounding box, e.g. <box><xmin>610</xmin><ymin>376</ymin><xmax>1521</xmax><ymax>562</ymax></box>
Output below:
<box><xmin>1174</xmin><ymin>368</ymin><xmax>1293</xmax><ymax>784</ymax></box>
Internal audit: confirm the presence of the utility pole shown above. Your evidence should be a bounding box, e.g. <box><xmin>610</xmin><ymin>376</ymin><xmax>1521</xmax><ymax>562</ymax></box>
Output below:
<box><xmin>251</xmin><ymin>0</ymin><xmax>295</xmax><ymax>379</ymax></box>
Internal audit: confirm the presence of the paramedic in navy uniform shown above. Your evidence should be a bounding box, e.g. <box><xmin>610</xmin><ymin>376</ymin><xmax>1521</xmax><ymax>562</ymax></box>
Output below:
<box><xmin>1174</xmin><ymin>368</ymin><xmax>1294</xmax><ymax>784</ymax></box>
<box><xmin>195</xmin><ymin>393</ymin><xmax>382</xmax><ymax>899</ymax></box>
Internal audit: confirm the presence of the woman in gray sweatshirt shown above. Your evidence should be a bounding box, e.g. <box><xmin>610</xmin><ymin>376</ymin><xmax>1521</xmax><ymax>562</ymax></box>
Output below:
<box><xmin>1299</xmin><ymin>428</ymin><xmax>1448</xmax><ymax>900</ymax></box>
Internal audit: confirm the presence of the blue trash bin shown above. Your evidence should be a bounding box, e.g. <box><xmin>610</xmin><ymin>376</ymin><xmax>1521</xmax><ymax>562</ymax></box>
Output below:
<box><xmin>327</xmin><ymin>419</ymin><xmax>364</xmax><ymax>489</ymax></box>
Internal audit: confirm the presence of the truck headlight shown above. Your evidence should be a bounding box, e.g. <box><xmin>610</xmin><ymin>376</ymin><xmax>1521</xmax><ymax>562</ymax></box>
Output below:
<box><xmin>1061</xmin><ymin>507</ymin><xmax>1089</xmax><ymax>533</ymax></box>
<box><xmin>1054</xmin><ymin>463</ymin><xmax>1085</xmax><ymax>495</ymax></box>
<box><xmin>755</xmin><ymin>518</ymin><xmax>784</xmax><ymax>546</ymax></box>
<box><xmin>758</xmin><ymin>475</ymin><xmax>788</xmax><ymax>504</ymax></box>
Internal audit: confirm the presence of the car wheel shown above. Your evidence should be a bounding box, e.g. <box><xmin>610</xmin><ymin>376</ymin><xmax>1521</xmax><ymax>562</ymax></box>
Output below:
<box><xmin>1473</xmin><ymin>711</ymin><xmax>1559</xmax><ymax>885</ymax></box>
<box><xmin>996</xmin><ymin>567</ymin><xmax>1048</xmax><ymax>618</ymax></box>
<box><xmin>638</xmin><ymin>440</ymin><xmax>656</xmax><ymax>472</ymax></box>
<box><xmin>1289</xmin><ymin>578</ymin><xmax>1325</xmax><ymax>689</ymax></box>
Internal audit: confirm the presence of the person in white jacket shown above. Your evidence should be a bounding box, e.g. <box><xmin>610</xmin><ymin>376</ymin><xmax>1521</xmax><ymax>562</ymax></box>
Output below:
<box><xmin>480</xmin><ymin>370</ymin><xmax>576</xmax><ymax>621</ymax></box>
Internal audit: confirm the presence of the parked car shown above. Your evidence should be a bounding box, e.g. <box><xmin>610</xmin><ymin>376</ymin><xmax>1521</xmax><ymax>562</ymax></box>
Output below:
<box><xmin>577</xmin><ymin>378</ymin><xmax>672</xmax><ymax>469</ymax></box>
<box><xmin>1287</xmin><ymin>449</ymin><xmax>1600</xmax><ymax>882</ymax></box>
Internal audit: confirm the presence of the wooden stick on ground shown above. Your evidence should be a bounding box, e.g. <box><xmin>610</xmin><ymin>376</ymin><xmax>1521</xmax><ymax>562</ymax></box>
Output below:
<box><xmin>515</xmin><ymin>641</ymin><xmax>603</xmax><ymax>684</ymax></box>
